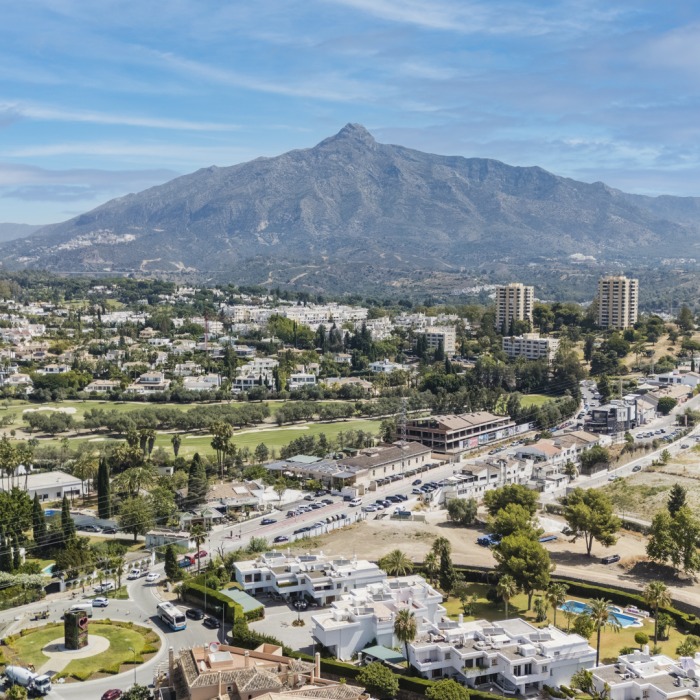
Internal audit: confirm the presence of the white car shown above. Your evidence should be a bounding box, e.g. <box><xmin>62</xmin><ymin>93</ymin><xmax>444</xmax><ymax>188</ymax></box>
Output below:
<box><xmin>127</xmin><ymin>569</ymin><xmax>142</xmax><ymax>580</ymax></box>
<box><xmin>94</xmin><ymin>581</ymin><xmax>115</xmax><ymax>593</ymax></box>
<box><xmin>92</xmin><ymin>597</ymin><xmax>109</xmax><ymax>607</ymax></box>
<box><xmin>145</xmin><ymin>572</ymin><xmax>160</xmax><ymax>583</ymax></box>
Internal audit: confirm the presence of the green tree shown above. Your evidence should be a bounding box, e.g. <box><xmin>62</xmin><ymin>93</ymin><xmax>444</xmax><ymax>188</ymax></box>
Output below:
<box><xmin>570</xmin><ymin>669</ymin><xmax>594</xmax><ymax>694</ymax></box>
<box><xmin>647</xmin><ymin>506</ymin><xmax>700</xmax><ymax>576</ymax></box>
<box><xmin>171</xmin><ymin>433</ymin><xmax>182</xmax><ymax>457</ymax></box>
<box><xmin>164</xmin><ymin>544</ymin><xmax>181</xmax><ymax>582</ymax></box>
<box><xmin>121</xmin><ymin>685</ymin><xmax>152</xmax><ymax>700</ymax></box>
<box><xmin>394</xmin><ymin>608</ymin><xmax>417</xmax><ymax>669</ymax></box>
<box><xmin>61</xmin><ymin>494</ymin><xmax>76</xmax><ymax>545</ymax></box>
<box><xmin>379</xmin><ymin>549</ymin><xmax>414</xmax><ymax>577</ymax></box>
<box><xmin>96</xmin><ymin>456</ymin><xmax>111</xmax><ymax>519</ymax></box>
<box><xmin>432</xmin><ymin>537</ymin><xmax>456</xmax><ymax>593</ymax></box>
<box><xmin>426</xmin><ymin>679</ymin><xmax>470</xmax><ymax>700</ymax></box>
<box><xmin>254</xmin><ymin>443</ymin><xmax>269</xmax><ymax>463</ymax></box>
<box><xmin>494</xmin><ymin>534</ymin><xmax>552</xmax><ymax>609</ymax></box>
<box><xmin>657</xmin><ymin>397</ymin><xmax>678</xmax><ymax>415</ymax></box>
<box><xmin>573</xmin><ymin>612</ymin><xmax>595</xmax><ymax>641</ymax></box>
<box><xmin>190</xmin><ymin>524</ymin><xmax>207</xmax><ymax>573</ymax></box>
<box><xmin>489</xmin><ymin>503</ymin><xmax>541</xmax><ymax>539</ymax></box>
<box><xmin>563</xmin><ymin>488</ymin><xmax>620</xmax><ymax>555</ymax></box>
<box><xmin>676</xmin><ymin>635</ymin><xmax>700</xmax><ymax>657</ymax></box>
<box><xmin>0</xmin><ymin>527</ymin><xmax>12</xmax><ymax>572</ymax></box>
<box><xmin>643</xmin><ymin>581</ymin><xmax>672</xmax><ymax>645</ymax></box>
<box><xmin>118</xmin><ymin>497</ymin><xmax>155</xmax><ymax>542</ymax></box>
<box><xmin>545</xmin><ymin>582</ymin><xmax>569</xmax><ymax>629</ymax></box>
<box><xmin>356</xmin><ymin>662</ymin><xmax>399</xmax><ymax>699</ymax></box>
<box><xmin>187</xmin><ymin>453</ymin><xmax>208</xmax><ymax>507</ymax></box>
<box><xmin>676</xmin><ymin>305</ymin><xmax>695</xmax><ymax>332</ymax></box>
<box><xmin>667</xmin><ymin>484</ymin><xmax>687</xmax><ymax>517</ymax></box>
<box><xmin>578</xmin><ymin>445</ymin><xmax>611</xmax><ymax>473</ymax></box>
<box><xmin>32</xmin><ymin>493</ymin><xmax>47</xmax><ymax>551</ymax></box>
<box><xmin>496</xmin><ymin>574</ymin><xmax>518</xmax><ymax>619</ymax></box>
<box><xmin>589</xmin><ymin>598</ymin><xmax>620</xmax><ymax>666</ymax></box>
<box><xmin>483</xmin><ymin>484</ymin><xmax>539</xmax><ymax>517</ymax></box>
<box><xmin>423</xmin><ymin>551</ymin><xmax>439</xmax><ymax>586</ymax></box>
<box><xmin>6</xmin><ymin>683</ymin><xmax>28</xmax><ymax>700</ymax></box>
<box><xmin>446</xmin><ymin>498</ymin><xmax>478</xmax><ymax>526</ymax></box>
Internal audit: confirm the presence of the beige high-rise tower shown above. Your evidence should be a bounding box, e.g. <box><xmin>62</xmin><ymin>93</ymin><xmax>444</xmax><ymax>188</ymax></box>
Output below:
<box><xmin>596</xmin><ymin>275</ymin><xmax>638</xmax><ymax>330</ymax></box>
<box><xmin>495</xmin><ymin>283</ymin><xmax>534</xmax><ymax>331</ymax></box>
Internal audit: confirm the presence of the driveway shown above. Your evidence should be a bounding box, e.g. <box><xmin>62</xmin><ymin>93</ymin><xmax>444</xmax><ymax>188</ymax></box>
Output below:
<box><xmin>248</xmin><ymin>599</ymin><xmax>318</xmax><ymax>654</ymax></box>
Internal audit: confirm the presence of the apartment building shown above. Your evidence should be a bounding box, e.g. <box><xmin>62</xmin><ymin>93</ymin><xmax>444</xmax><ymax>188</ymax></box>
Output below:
<box><xmin>234</xmin><ymin>552</ymin><xmax>386</xmax><ymax>604</ymax></box>
<box><xmin>502</xmin><ymin>333</ymin><xmax>560</xmax><ymax>362</ymax></box>
<box><xmin>417</xmin><ymin>326</ymin><xmax>457</xmax><ymax>356</ymax></box>
<box><xmin>405</xmin><ymin>411</ymin><xmax>520</xmax><ymax>454</ymax></box>
<box><xmin>592</xmin><ymin>649</ymin><xmax>700</xmax><ymax>700</ymax></box>
<box><xmin>596</xmin><ymin>275</ymin><xmax>639</xmax><ymax>330</ymax></box>
<box><xmin>495</xmin><ymin>283</ymin><xmax>534</xmax><ymax>331</ymax></box>
<box><xmin>288</xmin><ymin>373</ymin><xmax>317</xmax><ymax>391</ymax></box>
<box><xmin>409</xmin><ymin>617</ymin><xmax>595</xmax><ymax>694</ymax></box>
<box><xmin>442</xmin><ymin>457</ymin><xmax>534</xmax><ymax>502</ymax></box>
<box><xmin>311</xmin><ymin>575</ymin><xmax>444</xmax><ymax>661</ymax></box>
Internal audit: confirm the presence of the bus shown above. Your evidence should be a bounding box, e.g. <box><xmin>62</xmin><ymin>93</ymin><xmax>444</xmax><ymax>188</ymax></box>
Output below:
<box><xmin>157</xmin><ymin>602</ymin><xmax>187</xmax><ymax>631</ymax></box>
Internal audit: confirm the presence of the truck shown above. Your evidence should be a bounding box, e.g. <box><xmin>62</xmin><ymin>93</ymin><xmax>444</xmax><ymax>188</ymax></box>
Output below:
<box><xmin>5</xmin><ymin>665</ymin><xmax>53</xmax><ymax>696</ymax></box>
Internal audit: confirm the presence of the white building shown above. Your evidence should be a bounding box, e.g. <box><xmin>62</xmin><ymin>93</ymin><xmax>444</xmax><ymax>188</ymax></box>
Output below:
<box><xmin>234</xmin><ymin>551</ymin><xmax>386</xmax><ymax>604</ymax></box>
<box><xmin>495</xmin><ymin>283</ymin><xmax>534</xmax><ymax>331</ymax></box>
<box><xmin>311</xmin><ymin>575</ymin><xmax>444</xmax><ymax>661</ymax></box>
<box><xmin>368</xmin><ymin>359</ymin><xmax>408</xmax><ymax>374</ymax></box>
<box><xmin>596</xmin><ymin>275</ymin><xmax>638</xmax><ymax>330</ymax></box>
<box><xmin>503</xmin><ymin>334</ymin><xmax>560</xmax><ymax>363</ymax></box>
<box><xmin>289</xmin><ymin>373</ymin><xmax>317</xmax><ymax>391</ymax></box>
<box><xmin>127</xmin><ymin>371</ymin><xmax>171</xmax><ymax>393</ymax></box>
<box><xmin>182</xmin><ymin>374</ymin><xmax>222</xmax><ymax>391</ymax></box>
<box><xmin>417</xmin><ymin>326</ymin><xmax>457</xmax><ymax>356</ymax></box>
<box><xmin>592</xmin><ymin>649</ymin><xmax>700</xmax><ymax>700</ymax></box>
<box><xmin>409</xmin><ymin>617</ymin><xmax>595</xmax><ymax>694</ymax></box>
<box><xmin>1</xmin><ymin>470</ymin><xmax>84</xmax><ymax>502</ymax></box>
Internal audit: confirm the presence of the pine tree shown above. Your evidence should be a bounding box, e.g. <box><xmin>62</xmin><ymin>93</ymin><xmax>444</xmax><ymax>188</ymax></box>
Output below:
<box><xmin>32</xmin><ymin>493</ymin><xmax>47</xmax><ymax>551</ymax></box>
<box><xmin>97</xmin><ymin>457</ymin><xmax>111</xmax><ymax>519</ymax></box>
<box><xmin>668</xmin><ymin>484</ymin><xmax>687</xmax><ymax>517</ymax></box>
<box><xmin>61</xmin><ymin>494</ymin><xmax>76</xmax><ymax>546</ymax></box>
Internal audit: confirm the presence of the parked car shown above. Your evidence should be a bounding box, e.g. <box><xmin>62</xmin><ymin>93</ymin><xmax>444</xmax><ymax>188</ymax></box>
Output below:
<box><xmin>194</xmin><ymin>550</ymin><xmax>208</xmax><ymax>559</ymax></box>
<box><xmin>362</xmin><ymin>505</ymin><xmax>377</xmax><ymax>512</ymax></box>
<box><xmin>186</xmin><ymin>608</ymin><xmax>205</xmax><ymax>620</ymax></box>
<box><xmin>412</xmin><ymin>479</ymin><xmax>422</xmax><ymax>486</ymax></box>
<box><xmin>477</xmin><ymin>534</ymin><xmax>502</xmax><ymax>547</ymax></box>
<box><xmin>145</xmin><ymin>572</ymin><xmax>160</xmax><ymax>583</ymax></box>
<box><xmin>203</xmin><ymin>616</ymin><xmax>220</xmax><ymax>629</ymax></box>
<box><xmin>102</xmin><ymin>690</ymin><xmax>123</xmax><ymax>700</ymax></box>
<box><xmin>80</xmin><ymin>524</ymin><xmax>102</xmax><ymax>533</ymax></box>
<box><xmin>178</xmin><ymin>558</ymin><xmax>193</xmax><ymax>568</ymax></box>
<box><xmin>127</xmin><ymin>569</ymin><xmax>143</xmax><ymax>580</ymax></box>
<box><xmin>321</xmin><ymin>498</ymin><xmax>333</xmax><ymax>505</ymax></box>
<box><xmin>92</xmin><ymin>597</ymin><xmax>109</xmax><ymax>607</ymax></box>
<box><xmin>632</xmin><ymin>465</ymin><xmax>641</xmax><ymax>472</ymax></box>
<box><xmin>261</xmin><ymin>518</ymin><xmax>277</xmax><ymax>525</ymax></box>
<box><xmin>304</xmin><ymin>494</ymin><xmax>314</xmax><ymax>501</ymax></box>
<box><xmin>102</xmin><ymin>527</ymin><xmax>117</xmax><ymax>535</ymax></box>
<box><xmin>94</xmin><ymin>581</ymin><xmax>115</xmax><ymax>593</ymax></box>
<box><xmin>601</xmin><ymin>554</ymin><xmax>621</xmax><ymax>565</ymax></box>
<box><xmin>273</xmin><ymin>535</ymin><xmax>289</xmax><ymax>543</ymax></box>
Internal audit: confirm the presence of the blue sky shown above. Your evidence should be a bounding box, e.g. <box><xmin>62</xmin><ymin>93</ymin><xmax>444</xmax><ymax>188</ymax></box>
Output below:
<box><xmin>2</xmin><ymin>0</ymin><xmax>700</xmax><ymax>224</ymax></box>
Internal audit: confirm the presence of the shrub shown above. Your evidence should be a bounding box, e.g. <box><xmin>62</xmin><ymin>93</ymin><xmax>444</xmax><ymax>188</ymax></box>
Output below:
<box><xmin>634</xmin><ymin>632</ymin><xmax>649</xmax><ymax>646</ymax></box>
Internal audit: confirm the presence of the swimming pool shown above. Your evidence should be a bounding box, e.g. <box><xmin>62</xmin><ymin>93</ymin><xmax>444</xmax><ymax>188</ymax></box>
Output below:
<box><xmin>559</xmin><ymin>600</ymin><xmax>642</xmax><ymax>628</ymax></box>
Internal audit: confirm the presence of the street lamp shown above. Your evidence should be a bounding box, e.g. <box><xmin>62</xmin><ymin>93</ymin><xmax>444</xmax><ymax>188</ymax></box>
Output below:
<box><xmin>128</xmin><ymin>646</ymin><xmax>137</xmax><ymax>686</ymax></box>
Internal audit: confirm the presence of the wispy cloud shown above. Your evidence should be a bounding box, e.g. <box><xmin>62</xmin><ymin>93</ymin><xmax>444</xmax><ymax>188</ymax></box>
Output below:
<box><xmin>0</xmin><ymin>101</ymin><xmax>238</xmax><ymax>132</ymax></box>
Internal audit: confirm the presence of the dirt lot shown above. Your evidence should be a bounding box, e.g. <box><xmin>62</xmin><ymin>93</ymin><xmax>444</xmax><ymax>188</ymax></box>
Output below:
<box><xmin>291</xmin><ymin>509</ymin><xmax>700</xmax><ymax>608</ymax></box>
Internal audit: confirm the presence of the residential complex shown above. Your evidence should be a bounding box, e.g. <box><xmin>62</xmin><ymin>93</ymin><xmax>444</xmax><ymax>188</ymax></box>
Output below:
<box><xmin>234</xmin><ymin>551</ymin><xmax>386</xmax><ymax>604</ymax></box>
<box><xmin>502</xmin><ymin>333</ymin><xmax>560</xmax><ymax>362</ymax></box>
<box><xmin>416</xmin><ymin>326</ymin><xmax>457</xmax><ymax>356</ymax></box>
<box><xmin>596</xmin><ymin>275</ymin><xmax>639</xmax><ymax>330</ymax></box>
<box><xmin>495</xmin><ymin>283</ymin><xmax>534</xmax><ymax>331</ymax></box>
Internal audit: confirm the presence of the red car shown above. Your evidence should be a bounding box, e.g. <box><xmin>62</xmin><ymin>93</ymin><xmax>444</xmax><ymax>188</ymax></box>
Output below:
<box><xmin>102</xmin><ymin>690</ymin><xmax>122</xmax><ymax>700</ymax></box>
<box><xmin>194</xmin><ymin>550</ymin><xmax>208</xmax><ymax>559</ymax></box>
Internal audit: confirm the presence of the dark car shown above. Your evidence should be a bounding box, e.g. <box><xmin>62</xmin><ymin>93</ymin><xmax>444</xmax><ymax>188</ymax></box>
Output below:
<box><xmin>261</xmin><ymin>518</ymin><xmax>277</xmax><ymax>525</ymax></box>
<box><xmin>321</xmin><ymin>498</ymin><xmax>333</xmax><ymax>505</ymax></box>
<box><xmin>601</xmin><ymin>554</ymin><xmax>621</xmax><ymax>565</ymax></box>
<box><xmin>396</xmin><ymin>494</ymin><xmax>408</xmax><ymax>501</ymax></box>
<box><xmin>273</xmin><ymin>535</ymin><xmax>290</xmax><ymax>543</ymax></box>
<box><xmin>203</xmin><ymin>616</ymin><xmax>221</xmax><ymax>629</ymax></box>
<box><xmin>343</xmin><ymin>495</ymin><xmax>353</xmax><ymax>502</ymax></box>
<box><xmin>102</xmin><ymin>527</ymin><xmax>117</xmax><ymax>535</ymax></box>
<box><xmin>412</xmin><ymin>479</ymin><xmax>422</xmax><ymax>486</ymax></box>
<box><xmin>80</xmin><ymin>524</ymin><xmax>102</xmax><ymax>533</ymax></box>
<box><xmin>102</xmin><ymin>691</ymin><xmax>123</xmax><ymax>700</ymax></box>
<box><xmin>186</xmin><ymin>608</ymin><xmax>205</xmax><ymax>620</ymax></box>
<box><xmin>632</xmin><ymin>465</ymin><xmax>642</xmax><ymax>472</ymax></box>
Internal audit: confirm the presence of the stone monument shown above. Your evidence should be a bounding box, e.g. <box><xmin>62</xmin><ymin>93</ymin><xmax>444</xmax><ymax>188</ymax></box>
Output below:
<box><xmin>64</xmin><ymin>609</ymin><xmax>89</xmax><ymax>650</ymax></box>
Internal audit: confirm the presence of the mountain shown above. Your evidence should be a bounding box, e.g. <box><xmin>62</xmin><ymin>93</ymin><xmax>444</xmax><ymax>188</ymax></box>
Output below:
<box><xmin>0</xmin><ymin>223</ymin><xmax>43</xmax><ymax>243</ymax></box>
<box><xmin>4</xmin><ymin>124</ymin><xmax>700</xmax><ymax>290</ymax></box>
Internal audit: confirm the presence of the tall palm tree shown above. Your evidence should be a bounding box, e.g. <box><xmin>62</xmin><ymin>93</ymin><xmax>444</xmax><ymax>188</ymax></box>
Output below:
<box><xmin>379</xmin><ymin>549</ymin><xmax>413</xmax><ymax>577</ymax></box>
<box><xmin>423</xmin><ymin>552</ymin><xmax>439</xmax><ymax>586</ymax></box>
<box><xmin>643</xmin><ymin>581</ymin><xmax>672</xmax><ymax>645</ymax></box>
<box><xmin>589</xmin><ymin>598</ymin><xmax>620</xmax><ymax>666</ymax></box>
<box><xmin>545</xmin><ymin>583</ymin><xmax>569</xmax><ymax>628</ymax></box>
<box><xmin>497</xmin><ymin>575</ymin><xmax>519</xmax><ymax>620</ymax></box>
<box><xmin>113</xmin><ymin>464</ymin><xmax>157</xmax><ymax>497</ymax></box>
<box><xmin>394</xmin><ymin>608</ymin><xmax>417</xmax><ymax>671</ymax></box>
<box><xmin>431</xmin><ymin>536</ymin><xmax>451</xmax><ymax>559</ymax></box>
<box><xmin>191</xmin><ymin>524</ymin><xmax>207</xmax><ymax>574</ymax></box>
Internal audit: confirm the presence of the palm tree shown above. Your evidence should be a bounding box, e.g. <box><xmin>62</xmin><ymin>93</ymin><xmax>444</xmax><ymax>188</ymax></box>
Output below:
<box><xmin>563</xmin><ymin>460</ymin><xmax>578</xmax><ymax>482</ymax></box>
<box><xmin>431</xmin><ymin>536</ymin><xmax>451</xmax><ymax>559</ymax></box>
<box><xmin>113</xmin><ymin>464</ymin><xmax>157</xmax><ymax>497</ymax></box>
<box><xmin>643</xmin><ymin>581</ymin><xmax>672</xmax><ymax>645</ymax></box>
<box><xmin>497</xmin><ymin>575</ymin><xmax>518</xmax><ymax>619</ymax></box>
<box><xmin>190</xmin><ymin>524</ymin><xmax>207</xmax><ymax>574</ymax></box>
<box><xmin>379</xmin><ymin>549</ymin><xmax>413</xmax><ymax>577</ymax></box>
<box><xmin>589</xmin><ymin>598</ymin><xmax>620</xmax><ymax>666</ymax></box>
<box><xmin>394</xmin><ymin>607</ymin><xmax>417</xmax><ymax>671</ymax></box>
<box><xmin>423</xmin><ymin>552</ymin><xmax>439</xmax><ymax>586</ymax></box>
<box><xmin>545</xmin><ymin>583</ymin><xmax>569</xmax><ymax>628</ymax></box>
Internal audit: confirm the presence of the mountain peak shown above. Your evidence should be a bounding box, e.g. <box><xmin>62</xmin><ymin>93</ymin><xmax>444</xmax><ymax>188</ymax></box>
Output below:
<box><xmin>317</xmin><ymin>123</ymin><xmax>376</xmax><ymax>149</ymax></box>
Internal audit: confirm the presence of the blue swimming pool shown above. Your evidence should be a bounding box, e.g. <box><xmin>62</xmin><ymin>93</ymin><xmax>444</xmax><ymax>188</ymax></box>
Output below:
<box><xmin>559</xmin><ymin>600</ymin><xmax>642</xmax><ymax>628</ymax></box>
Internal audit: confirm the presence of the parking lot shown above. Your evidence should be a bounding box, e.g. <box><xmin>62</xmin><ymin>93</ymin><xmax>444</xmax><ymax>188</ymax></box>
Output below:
<box><xmin>248</xmin><ymin>599</ymin><xmax>318</xmax><ymax>653</ymax></box>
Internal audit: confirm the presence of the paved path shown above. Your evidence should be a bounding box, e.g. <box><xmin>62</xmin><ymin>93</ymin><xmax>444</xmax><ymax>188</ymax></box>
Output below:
<box><xmin>37</xmin><ymin>635</ymin><xmax>110</xmax><ymax>676</ymax></box>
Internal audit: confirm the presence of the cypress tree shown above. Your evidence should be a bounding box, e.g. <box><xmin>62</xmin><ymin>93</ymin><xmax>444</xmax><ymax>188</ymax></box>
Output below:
<box><xmin>97</xmin><ymin>457</ymin><xmax>111</xmax><ymax>519</ymax></box>
<box><xmin>12</xmin><ymin>533</ymin><xmax>20</xmax><ymax>570</ymax></box>
<box><xmin>0</xmin><ymin>527</ymin><xmax>12</xmax><ymax>572</ymax></box>
<box><xmin>187</xmin><ymin>453</ymin><xmax>208</xmax><ymax>507</ymax></box>
<box><xmin>32</xmin><ymin>493</ymin><xmax>47</xmax><ymax>551</ymax></box>
<box><xmin>61</xmin><ymin>494</ymin><xmax>76</xmax><ymax>545</ymax></box>
<box><xmin>164</xmin><ymin>544</ymin><xmax>180</xmax><ymax>582</ymax></box>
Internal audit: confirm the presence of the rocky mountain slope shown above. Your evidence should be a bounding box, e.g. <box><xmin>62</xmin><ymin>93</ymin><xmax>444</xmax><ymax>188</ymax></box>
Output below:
<box><xmin>3</xmin><ymin>124</ymin><xmax>699</xmax><ymax>289</ymax></box>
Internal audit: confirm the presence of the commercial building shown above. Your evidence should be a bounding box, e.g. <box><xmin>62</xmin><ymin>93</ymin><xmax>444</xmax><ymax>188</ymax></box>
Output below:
<box><xmin>234</xmin><ymin>551</ymin><xmax>386</xmax><ymax>605</ymax></box>
<box><xmin>495</xmin><ymin>284</ymin><xmax>534</xmax><ymax>331</ymax></box>
<box><xmin>417</xmin><ymin>326</ymin><xmax>457</xmax><ymax>356</ymax></box>
<box><xmin>586</xmin><ymin>400</ymin><xmax>637</xmax><ymax>434</ymax></box>
<box><xmin>1</xmin><ymin>470</ymin><xmax>84</xmax><ymax>502</ymax></box>
<box><xmin>592</xmin><ymin>649</ymin><xmax>700</xmax><ymax>700</ymax></box>
<box><xmin>405</xmin><ymin>412</ymin><xmax>521</xmax><ymax>455</ymax></box>
<box><xmin>311</xmin><ymin>575</ymin><xmax>444</xmax><ymax>661</ymax></box>
<box><xmin>168</xmin><ymin>643</ymin><xmax>365</xmax><ymax>700</ymax></box>
<box><xmin>502</xmin><ymin>334</ymin><xmax>560</xmax><ymax>362</ymax></box>
<box><xmin>596</xmin><ymin>275</ymin><xmax>639</xmax><ymax>330</ymax></box>
<box><xmin>409</xmin><ymin>617</ymin><xmax>595</xmax><ymax>694</ymax></box>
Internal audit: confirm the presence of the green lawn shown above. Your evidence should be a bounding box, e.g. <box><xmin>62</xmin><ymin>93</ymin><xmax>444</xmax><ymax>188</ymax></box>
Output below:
<box><xmin>6</xmin><ymin>621</ymin><xmax>159</xmax><ymax>680</ymax></box>
<box><xmin>443</xmin><ymin>584</ymin><xmax>688</xmax><ymax>664</ymax></box>
<box><xmin>519</xmin><ymin>394</ymin><xmax>554</xmax><ymax>408</ymax></box>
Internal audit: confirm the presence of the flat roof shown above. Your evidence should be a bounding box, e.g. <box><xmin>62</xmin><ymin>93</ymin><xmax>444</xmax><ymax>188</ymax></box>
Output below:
<box><xmin>360</xmin><ymin>645</ymin><xmax>405</xmax><ymax>664</ymax></box>
<box><xmin>219</xmin><ymin>588</ymin><xmax>264</xmax><ymax>614</ymax></box>
<box><xmin>4</xmin><ymin>470</ymin><xmax>81</xmax><ymax>491</ymax></box>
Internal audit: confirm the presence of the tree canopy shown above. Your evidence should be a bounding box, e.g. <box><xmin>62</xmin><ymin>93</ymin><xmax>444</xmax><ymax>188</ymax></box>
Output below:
<box><xmin>563</xmin><ymin>488</ymin><xmax>620</xmax><ymax>555</ymax></box>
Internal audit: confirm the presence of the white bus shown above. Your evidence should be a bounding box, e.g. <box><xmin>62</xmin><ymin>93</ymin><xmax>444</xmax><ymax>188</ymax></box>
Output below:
<box><xmin>156</xmin><ymin>602</ymin><xmax>187</xmax><ymax>631</ymax></box>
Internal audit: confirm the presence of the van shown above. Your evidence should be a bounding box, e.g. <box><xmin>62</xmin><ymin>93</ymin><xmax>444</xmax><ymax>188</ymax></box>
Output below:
<box><xmin>68</xmin><ymin>603</ymin><xmax>94</xmax><ymax>617</ymax></box>
<box><xmin>349</xmin><ymin>497</ymin><xmax>362</xmax><ymax>507</ymax></box>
